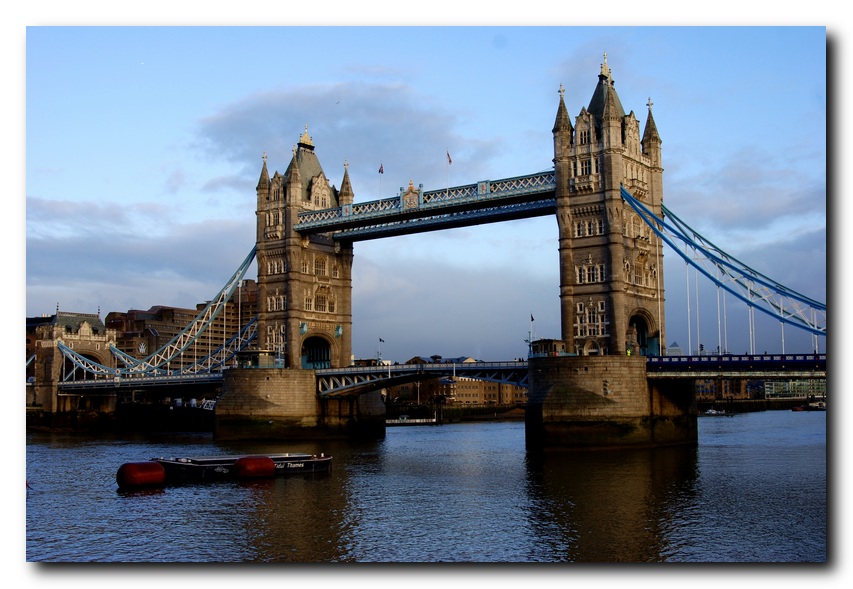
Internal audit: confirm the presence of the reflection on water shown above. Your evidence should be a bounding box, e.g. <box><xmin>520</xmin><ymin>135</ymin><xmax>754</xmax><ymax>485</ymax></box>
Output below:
<box><xmin>524</xmin><ymin>445</ymin><xmax>698</xmax><ymax>562</ymax></box>
<box><xmin>26</xmin><ymin>411</ymin><xmax>825</xmax><ymax>562</ymax></box>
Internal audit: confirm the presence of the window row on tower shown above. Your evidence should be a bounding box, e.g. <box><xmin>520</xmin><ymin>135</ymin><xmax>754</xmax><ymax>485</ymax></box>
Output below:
<box><xmin>574</xmin><ymin>218</ymin><xmax>605</xmax><ymax>238</ymax></box>
<box><xmin>304</xmin><ymin>289</ymin><xmax>336</xmax><ymax>314</ymax></box>
<box><xmin>575</xmin><ymin>263</ymin><xmax>607</xmax><ymax>284</ymax></box>
<box><xmin>624</xmin><ymin>260</ymin><xmax>658</xmax><ymax>289</ymax></box>
<box><xmin>575</xmin><ymin>300</ymin><xmax>610</xmax><ymax>338</ymax></box>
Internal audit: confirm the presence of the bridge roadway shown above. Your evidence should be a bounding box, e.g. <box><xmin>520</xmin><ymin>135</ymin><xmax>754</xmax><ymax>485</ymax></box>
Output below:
<box><xmin>54</xmin><ymin>354</ymin><xmax>826</xmax><ymax>396</ymax></box>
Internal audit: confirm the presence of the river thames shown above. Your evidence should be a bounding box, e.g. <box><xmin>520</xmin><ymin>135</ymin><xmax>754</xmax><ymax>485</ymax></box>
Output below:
<box><xmin>24</xmin><ymin>409</ymin><xmax>825</xmax><ymax>565</ymax></box>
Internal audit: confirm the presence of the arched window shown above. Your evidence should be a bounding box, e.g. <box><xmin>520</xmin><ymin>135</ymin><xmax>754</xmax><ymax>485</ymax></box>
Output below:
<box><xmin>315</xmin><ymin>294</ymin><xmax>327</xmax><ymax>313</ymax></box>
<box><xmin>314</xmin><ymin>256</ymin><xmax>327</xmax><ymax>276</ymax></box>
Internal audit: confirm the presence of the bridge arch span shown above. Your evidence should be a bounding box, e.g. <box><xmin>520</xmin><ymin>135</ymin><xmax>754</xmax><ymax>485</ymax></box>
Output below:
<box><xmin>301</xmin><ymin>333</ymin><xmax>334</xmax><ymax>369</ymax></box>
<box><xmin>626</xmin><ymin>308</ymin><xmax>661</xmax><ymax>357</ymax></box>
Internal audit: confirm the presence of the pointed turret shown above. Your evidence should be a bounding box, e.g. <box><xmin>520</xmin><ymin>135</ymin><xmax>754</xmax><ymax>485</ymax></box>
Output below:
<box><xmin>283</xmin><ymin>144</ymin><xmax>303</xmax><ymax>205</ymax></box>
<box><xmin>339</xmin><ymin>160</ymin><xmax>354</xmax><ymax>206</ymax></box>
<box><xmin>256</xmin><ymin>152</ymin><xmax>270</xmax><ymax>192</ymax></box>
<box><xmin>552</xmin><ymin>84</ymin><xmax>573</xmax><ymax>135</ymax></box>
<box><xmin>587</xmin><ymin>53</ymin><xmax>626</xmax><ymax>121</ymax></box>
<box><xmin>642</xmin><ymin>97</ymin><xmax>662</xmax><ymax>145</ymax></box>
<box><xmin>553</xmin><ymin>84</ymin><xmax>574</xmax><ymax>160</ymax></box>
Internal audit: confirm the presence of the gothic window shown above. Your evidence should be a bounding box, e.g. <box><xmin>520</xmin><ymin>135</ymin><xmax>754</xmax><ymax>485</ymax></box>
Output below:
<box><xmin>314</xmin><ymin>256</ymin><xmax>327</xmax><ymax>276</ymax></box>
<box><xmin>580</xmin><ymin>129</ymin><xmax>590</xmax><ymax>145</ymax></box>
<box><xmin>301</xmin><ymin>258</ymin><xmax>309</xmax><ymax>273</ymax></box>
<box><xmin>315</xmin><ymin>294</ymin><xmax>327</xmax><ymax>313</ymax></box>
<box><xmin>597</xmin><ymin>219</ymin><xmax>605</xmax><ymax>234</ymax></box>
<box><xmin>304</xmin><ymin>291</ymin><xmax>313</xmax><ymax>311</ymax></box>
<box><xmin>586</xmin><ymin>266</ymin><xmax>596</xmax><ymax>283</ymax></box>
<box><xmin>581</xmin><ymin>159</ymin><xmax>592</xmax><ymax>175</ymax></box>
<box><xmin>587</xmin><ymin>220</ymin><xmax>595</xmax><ymax>235</ymax></box>
<box><xmin>575</xmin><ymin>222</ymin><xmax>584</xmax><ymax>237</ymax></box>
<box><xmin>328</xmin><ymin>299</ymin><xmax>335</xmax><ymax>313</ymax></box>
<box><xmin>576</xmin><ymin>266</ymin><xmax>583</xmax><ymax>284</ymax></box>
<box><xmin>332</xmin><ymin>264</ymin><xmax>339</xmax><ymax>278</ymax></box>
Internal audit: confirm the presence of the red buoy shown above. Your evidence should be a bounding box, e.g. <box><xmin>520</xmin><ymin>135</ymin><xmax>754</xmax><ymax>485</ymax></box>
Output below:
<box><xmin>116</xmin><ymin>461</ymin><xmax>166</xmax><ymax>489</ymax></box>
<box><xmin>234</xmin><ymin>456</ymin><xmax>276</xmax><ymax>479</ymax></box>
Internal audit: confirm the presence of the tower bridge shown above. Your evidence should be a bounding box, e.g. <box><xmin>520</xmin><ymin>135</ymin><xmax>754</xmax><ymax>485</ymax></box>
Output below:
<box><xmin>32</xmin><ymin>55</ymin><xmax>826</xmax><ymax>446</ymax></box>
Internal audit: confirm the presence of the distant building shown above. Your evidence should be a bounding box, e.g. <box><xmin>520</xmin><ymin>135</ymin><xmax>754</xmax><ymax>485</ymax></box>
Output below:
<box><xmin>764</xmin><ymin>379</ymin><xmax>826</xmax><ymax>400</ymax></box>
<box><xmin>694</xmin><ymin>378</ymin><xmax>749</xmax><ymax>401</ymax></box>
<box><xmin>26</xmin><ymin>310</ymin><xmax>109</xmax><ymax>383</ymax></box>
<box><xmin>384</xmin><ymin>355</ymin><xmax>527</xmax><ymax>406</ymax></box>
<box><xmin>666</xmin><ymin>341</ymin><xmax>684</xmax><ymax>356</ymax></box>
<box><xmin>104</xmin><ymin>280</ymin><xmax>259</xmax><ymax>370</ymax></box>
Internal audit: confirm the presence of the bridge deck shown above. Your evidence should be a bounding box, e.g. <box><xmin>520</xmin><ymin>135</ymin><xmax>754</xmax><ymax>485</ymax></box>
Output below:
<box><xmin>55</xmin><ymin>354</ymin><xmax>826</xmax><ymax>395</ymax></box>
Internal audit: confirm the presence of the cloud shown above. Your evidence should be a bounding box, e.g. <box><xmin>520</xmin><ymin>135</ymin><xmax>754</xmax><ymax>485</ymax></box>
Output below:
<box><xmin>192</xmin><ymin>81</ymin><xmax>503</xmax><ymax>201</ymax></box>
<box><xmin>352</xmin><ymin>252</ymin><xmax>558</xmax><ymax>362</ymax></box>
<box><xmin>26</xmin><ymin>199</ymin><xmax>255</xmax><ymax>315</ymax></box>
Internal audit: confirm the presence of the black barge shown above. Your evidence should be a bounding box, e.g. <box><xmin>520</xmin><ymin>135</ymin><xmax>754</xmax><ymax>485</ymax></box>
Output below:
<box><xmin>117</xmin><ymin>453</ymin><xmax>332</xmax><ymax>489</ymax></box>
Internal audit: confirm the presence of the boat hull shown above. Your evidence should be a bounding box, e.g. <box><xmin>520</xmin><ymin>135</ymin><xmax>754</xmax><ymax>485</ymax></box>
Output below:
<box><xmin>117</xmin><ymin>453</ymin><xmax>331</xmax><ymax>489</ymax></box>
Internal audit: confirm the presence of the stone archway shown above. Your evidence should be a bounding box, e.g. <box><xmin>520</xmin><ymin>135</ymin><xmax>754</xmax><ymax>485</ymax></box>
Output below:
<box><xmin>627</xmin><ymin>310</ymin><xmax>660</xmax><ymax>356</ymax></box>
<box><xmin>301</xmin><ymin>335</ymin><xmax>332</xmax><ymax>369</ymax></box>
<box><xmin>583</xmin><ymin>340</ymin><xmax>601</xmax><ymax>356</ymax></box>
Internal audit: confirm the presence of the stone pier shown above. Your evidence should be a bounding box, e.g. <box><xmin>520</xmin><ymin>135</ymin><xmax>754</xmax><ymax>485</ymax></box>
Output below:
<box><xmin>214</xmin><ymin>367</ymin><xmax>386</xmax><ymax>441</ymax></box>
<box><xmin>525</xmin><ymin>355</ymin><xmax>697</xmax><ymax>449</ymax></box>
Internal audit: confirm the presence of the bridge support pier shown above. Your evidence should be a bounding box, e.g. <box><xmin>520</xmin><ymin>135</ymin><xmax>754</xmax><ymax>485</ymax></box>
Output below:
<box><xmin>215</xmin><ymin>368</ymin><xmax>386</xmax><ymax>441</ymax></box>
<box><xmin>525</xmin><ymin>356</ymin><xmax>697</xmax><ymax>449</ymax></box>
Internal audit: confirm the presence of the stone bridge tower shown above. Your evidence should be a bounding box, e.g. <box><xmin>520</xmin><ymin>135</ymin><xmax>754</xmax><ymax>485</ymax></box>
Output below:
<box><xmin>255</xmin><ymin>126</ymin><xmax>354</xmax><ymax>369</ymax></box>
<box><xmin>553</xmin><ymin>54</ymin><xmax>665</xmax><ymax>357</ymax></box>
<box><xmin>30</xmin><ymin>312</ymin><xmax>117</xmax><ymax>414</ymax></box>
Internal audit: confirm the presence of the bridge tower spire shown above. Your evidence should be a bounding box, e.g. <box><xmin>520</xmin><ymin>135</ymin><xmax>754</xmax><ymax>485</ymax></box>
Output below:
<box><xmin>552</xmin><ymin>55</ymin><xmax>666</xmax><ymax>356</ymax></box>
<box><xmin>254</xmin><ymin>128</ymin><xmax>354</xmax><ymax>369</ymax></box>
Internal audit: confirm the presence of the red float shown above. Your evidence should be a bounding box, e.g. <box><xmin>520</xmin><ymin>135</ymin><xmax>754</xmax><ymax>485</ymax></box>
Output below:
<box><xmin>116</xmin><ymin>461</ymin><xmax>167</xmax><ymax>489</ymax></box>
<box><xmin>234</xmin><ymin>456</ymin><xmax>276</xmax><ymax>479</ymax></box>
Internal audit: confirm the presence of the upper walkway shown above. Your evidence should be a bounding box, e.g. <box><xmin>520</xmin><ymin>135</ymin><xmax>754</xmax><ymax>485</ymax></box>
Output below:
<box><xmin>293</xmin><ymin>171</ymin><xmax>557</xmax><ymax>240</ymax></box>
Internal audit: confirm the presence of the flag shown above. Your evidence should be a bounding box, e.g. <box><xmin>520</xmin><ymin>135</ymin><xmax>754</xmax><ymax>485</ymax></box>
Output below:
<box><xmin>446</xmin><ymin>150</ymin><xmax>452</xmax><ymax>165</ymax></box>
<box><xmin>379</xmin><ymin>163</ymin><xmax>384</xmax><ymax>174</ymax></box>
<box><xmin>531</xmin><ymin>314</ymin><xmax>535</xmax><ymax>322</ymax></box>
<box><xmin>379</xmin><ymin>338</ymin><xmax>385</xmax><ymax>343</ymax></box>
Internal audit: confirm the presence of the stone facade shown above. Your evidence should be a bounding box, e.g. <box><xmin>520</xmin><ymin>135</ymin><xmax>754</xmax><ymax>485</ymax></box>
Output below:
<box><xmin>526</xmin><ymin>355</ymin><xmax>696</xmax><ymax>448</ymax></box>
<box><xmin>553</xmin><ymin>54</ymin><xmax>665</xmax><ymax>357</ymax></box>
<box><xmin>216</xmin><ymin>368</ymin><xmax>385</xmax><ymax>440</ymax></box>
<box><xmin>525</xmin><ymin>56</ymin><xmax>694</xmax><ymax>449</ymax></box>
<box><xmin>254</xmin><ymin>127</ymin><xmax>354</xmax><ymax>370</ymax></box>
<box><xmin>29</xmin><ymin>312</ymin><xmax>117</xmax><ymax>413</ymax></box>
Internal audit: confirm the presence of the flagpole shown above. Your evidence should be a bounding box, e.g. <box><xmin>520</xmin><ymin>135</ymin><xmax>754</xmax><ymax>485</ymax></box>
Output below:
<box><xmin>528</xmin><ymin>314</ymin><xmax>535</xmax><ymax>356</ymax></box>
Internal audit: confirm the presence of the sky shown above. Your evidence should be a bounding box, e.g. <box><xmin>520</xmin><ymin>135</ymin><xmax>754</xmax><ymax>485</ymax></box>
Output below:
<box><xmin>16</xmin><ymin>10</ymin><xmax>831</xmax><ymax>367</ymax></box>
